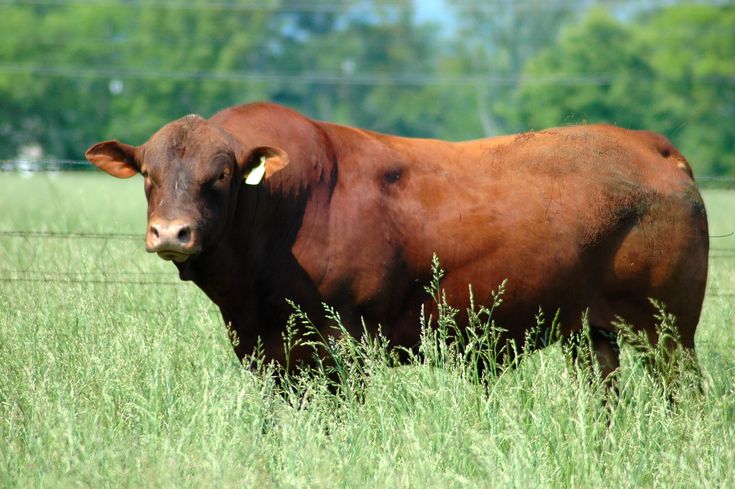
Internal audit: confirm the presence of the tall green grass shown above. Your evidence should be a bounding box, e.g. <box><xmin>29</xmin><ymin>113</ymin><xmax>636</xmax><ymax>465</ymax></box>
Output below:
<box><xmin>1</xmin><ymin>173</ymin><xmax>734</xmax><ymax>488</ymax></box>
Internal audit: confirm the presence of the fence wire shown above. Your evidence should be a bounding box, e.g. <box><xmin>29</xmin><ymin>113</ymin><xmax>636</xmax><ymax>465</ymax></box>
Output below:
<box><xmin>0</xmin><ymin>230</ymin><xmax>141</xmax><ymax>240</ymax></box>
<box><xmin>0</xmin><ymin>229</ymin><xmax>733</xmax><ymax>296</ymax></box>
<box><xmin>0</xmin><ymin>229</ymin><xmax>181</xmax><ymax>287</ymax></box>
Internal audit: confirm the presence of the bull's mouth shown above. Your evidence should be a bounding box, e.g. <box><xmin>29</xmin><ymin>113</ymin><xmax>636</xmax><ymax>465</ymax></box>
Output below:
<box><xmin>156</xmin><ymin>250</ymin><xmax>195</xmax><ymax>263</ymax></box>
<box><xmin>146</xmin><ymin>243</ymin><xmax>201</xmax><ymax>263</ymax></box>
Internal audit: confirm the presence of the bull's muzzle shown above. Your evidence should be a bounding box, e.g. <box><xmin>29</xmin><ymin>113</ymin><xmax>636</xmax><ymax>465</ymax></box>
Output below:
<box><xmin>146</xmin><ymin>220</ymin><xmax>201</xmax><ymax>262</ymax></box>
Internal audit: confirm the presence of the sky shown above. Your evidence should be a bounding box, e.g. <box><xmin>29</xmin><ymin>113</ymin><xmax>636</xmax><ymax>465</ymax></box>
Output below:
<box><xmin>414</xmin><ymin>0</ymin><xmax>457</xmax><ymax>34</ymax></box>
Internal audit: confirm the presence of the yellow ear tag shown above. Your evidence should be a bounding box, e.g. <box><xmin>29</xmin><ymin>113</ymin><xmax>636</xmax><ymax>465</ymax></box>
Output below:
<box><xmin>244</xmin><ymin>155</ymin><xmax>266</xmax><ymax>185</ymax></box>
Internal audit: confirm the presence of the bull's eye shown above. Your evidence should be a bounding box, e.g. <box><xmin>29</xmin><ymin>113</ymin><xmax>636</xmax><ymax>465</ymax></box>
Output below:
<box><xmin>141</xmin><ymin>170</ymin><xmax>149</xmax><ymax>178</ymax></box>
<box><xmin>219</xmin><ymin>172</ymin><xmax>227</xmax><ymax>181</ymax></box>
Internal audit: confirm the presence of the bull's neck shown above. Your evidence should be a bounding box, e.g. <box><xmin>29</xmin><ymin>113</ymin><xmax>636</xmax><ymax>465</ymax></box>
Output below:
<box><xmin>179</xmin><ymin>186</ymin><xmax>307</xmax><ymax>305</ymax></box>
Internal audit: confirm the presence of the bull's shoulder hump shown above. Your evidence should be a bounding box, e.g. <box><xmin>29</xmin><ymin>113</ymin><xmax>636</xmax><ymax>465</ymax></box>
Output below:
<box><xmin>210</xmin><ymin>101</ymin><xmax>308</xmax><ymax>121</ymax></box>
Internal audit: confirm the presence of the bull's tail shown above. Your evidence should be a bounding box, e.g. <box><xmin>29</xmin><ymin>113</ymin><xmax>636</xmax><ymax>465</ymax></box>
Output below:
<box><xmin>665</xmin><ymin>143</ymin><xmax>694</xmax><ymax>180</ymax></box>
<box><xmin>638</xmin><ymin>129</ymin><xmax>694</xmax><ymax>179</ymax></box>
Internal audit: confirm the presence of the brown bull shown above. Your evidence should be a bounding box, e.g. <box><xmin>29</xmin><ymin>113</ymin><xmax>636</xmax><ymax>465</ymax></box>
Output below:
<box><xmin>85</xmin><ymin>102</ymin><xmax>709</xmax><ymax>377</ymax></box>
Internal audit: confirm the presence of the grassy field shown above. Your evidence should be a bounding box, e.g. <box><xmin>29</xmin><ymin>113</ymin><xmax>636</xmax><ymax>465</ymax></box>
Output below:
<box><xmin>1</xmin><ymin>173</ymin><xmax>734</xmax><ymax>488</ymax></box>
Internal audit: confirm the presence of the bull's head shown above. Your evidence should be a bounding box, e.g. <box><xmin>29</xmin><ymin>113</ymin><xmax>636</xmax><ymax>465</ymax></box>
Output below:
<box><xmin>85</xmin><ymin>115</ymin><xmax>288</xmax><ymax>263</ymax></box>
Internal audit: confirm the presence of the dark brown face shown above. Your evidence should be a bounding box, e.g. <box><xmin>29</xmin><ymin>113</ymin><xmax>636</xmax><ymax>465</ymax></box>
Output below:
<box><xmin>139</xmin><ymin>116</ymin><xmax>240</xmax><ymax>263</ymax></box>
<box><xmin>85</xmin><ymin>115</ymin><xmax>288</xmax><ymax>263</ymax></box>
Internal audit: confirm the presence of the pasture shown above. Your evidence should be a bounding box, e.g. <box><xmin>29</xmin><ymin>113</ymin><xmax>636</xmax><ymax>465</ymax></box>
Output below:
<box><xmin>1</xmin><ymin>172</ymin><xmax>734</xmax><ymax>488</ymax></box>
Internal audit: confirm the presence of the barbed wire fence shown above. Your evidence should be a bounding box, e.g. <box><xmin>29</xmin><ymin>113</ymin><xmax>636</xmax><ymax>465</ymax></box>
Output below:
<box><xmin>0</xmin><ymin>229</ymin><xmax>184</xmax><ymax>287</ymax></box>
<box><xmin>0</xmin><ymin>223</ymin><xmax>733</xmax><ymax>297</ymax></box>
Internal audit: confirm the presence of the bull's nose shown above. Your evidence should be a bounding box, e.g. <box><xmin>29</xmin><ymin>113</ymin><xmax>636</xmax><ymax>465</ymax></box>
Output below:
<box><xmin>149</xmin><ymin>222</ymin><xmax>192</xmax><ymax>245</ymax></box>
<box><xmin>146</xmin><ymin>220</ymin><xmax>199</xmax><ymax>260</ymax></box>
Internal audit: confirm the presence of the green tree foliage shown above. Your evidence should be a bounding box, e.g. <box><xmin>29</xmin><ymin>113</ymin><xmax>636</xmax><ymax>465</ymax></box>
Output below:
<box><xmin>640</xmin><ymin>5</ymin><xmax>735</xmax><ymax>176</ymax></box>
<box><xmin>515</xmin><ymin>5</ymin><xmax>735</xmax><ymax>176</ymax></box>
<box><xmin>516</xmin><ymin>10</ymin><xmax>656</xmax><ymax>129</ymax></box>
<box><xmin>267</xmin><ymin>0</ymin><xmax>446</xmax><ymax>137</ymax></box>
<box><xmin>102</xmin><ymin>2</ymin><xmax>274</xmax><ymax>145</ymax></box>
<box><xmin>0</xmin><ymin>5</ymin><xmax>125</xmax><ymax>158</ymax></box>
<box><xmin>0</xmin><ymin>1</ymin><xmax>732</xmax><ymax>176</ymax></box>
<box><xmin>0</xmin><ymin>1</ymin><xmax>276</xmax><ymax>154</ymax></box>
<box><xmin>442</xmin><ymin>0</ymin><xmax>585</xmax><ymax>137</ymax></box>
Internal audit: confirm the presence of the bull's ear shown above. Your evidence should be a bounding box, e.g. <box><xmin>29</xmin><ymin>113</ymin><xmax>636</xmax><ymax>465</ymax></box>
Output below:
<box><xmin>242</xmin><ymin>146</ymin><xmax>289</xmax><ymax>186</ymax></box>
<box><xmin>84</xmin><ymin>140</ymin><xmax>139</xmax><ymax>179</ymax></box>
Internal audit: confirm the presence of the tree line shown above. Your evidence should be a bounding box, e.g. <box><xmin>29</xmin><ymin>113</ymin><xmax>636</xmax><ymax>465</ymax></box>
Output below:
<box><xmin>1</xmin><ymin>0</ymin><xmax>733</xmax><ymax>176</ymax></box>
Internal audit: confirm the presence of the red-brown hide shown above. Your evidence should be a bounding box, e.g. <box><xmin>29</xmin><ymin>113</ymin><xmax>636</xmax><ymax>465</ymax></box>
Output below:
<box><xmin>85</xmin><ymin>103</ymin><xmax>709</xmax><ymax>373</ymax></box>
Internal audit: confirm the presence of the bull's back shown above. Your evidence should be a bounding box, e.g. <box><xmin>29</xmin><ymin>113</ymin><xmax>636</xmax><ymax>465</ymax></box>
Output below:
<box><xmin>388</xmin><ymin>126</ymin><xmax>697</xmax><ymax>260</ymax></box>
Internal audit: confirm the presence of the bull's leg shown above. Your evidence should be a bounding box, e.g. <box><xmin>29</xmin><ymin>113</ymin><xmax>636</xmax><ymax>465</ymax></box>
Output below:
<box><xmin>589</xmin><ymin>328</ymin><xmax>621</xmax><ymax>380</ymax></box>
<box><xmin>679</xmin><ymin>346</ymin><xmax>704</xmax><ymax>395</ymax></box>
<box><xmin>633</xmin><ymin>341</ymin><xmax>703</xmax><ymax>397</ymax></box>
<box><xmin>562</xmin><ymin>326</ymin><xmax>621</xmax><ymax>387</ymax></box>
<box><xmin>616</xmin><ymin>307</ymin><xmax>704</xmax><ymax>397</ymax></box>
